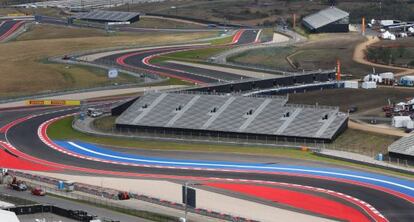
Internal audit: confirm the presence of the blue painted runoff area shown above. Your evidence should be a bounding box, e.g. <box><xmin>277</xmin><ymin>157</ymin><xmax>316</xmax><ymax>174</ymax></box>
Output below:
<box><xmin>55</xmin><ymin>140</ymin><xmax>414</xmax><ymax>197</ymax></box>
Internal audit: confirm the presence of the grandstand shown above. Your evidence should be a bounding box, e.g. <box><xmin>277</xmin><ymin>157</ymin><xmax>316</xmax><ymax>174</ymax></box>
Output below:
<box><xmin>116</xmin><ymin>92</ymin><xmax>348</xmax><ymax>142</ymax></box>
<box><xmin>388</xmin><ymin>136</ymin><xmax>414</xmax><ymax>160</ymax></box>
<box><xmin>75</xmin><ymin>10</ymin><xmax>140</xmax><ymax>23</ymax></box>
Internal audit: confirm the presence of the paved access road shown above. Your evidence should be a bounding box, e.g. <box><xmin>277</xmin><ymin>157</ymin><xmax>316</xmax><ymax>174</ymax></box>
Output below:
<box><xmin>2</xmin><ymin>107</ymin><xmax>414</xmax><ymax>222</ymax></box>
<box><xmin>0</xmin><ymin>186</ymin><xmax>150</xmax><ymax>222</ymax></box>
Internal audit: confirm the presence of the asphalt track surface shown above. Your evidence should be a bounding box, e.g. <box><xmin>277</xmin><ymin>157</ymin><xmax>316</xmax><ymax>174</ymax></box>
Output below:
<box><xmin>0</xmin><ymin>20</ymin><xmax>24</xmax><ymax>41</ymax></box>
<box><xmin>2</xmin><ymin>28</ymin><xmax>413</xmax><ymax>220</ymax></box>
<box><xmin>3</xmin><ymin>108</ymin><xmax>414</xmax><ymax>222</ymax></box>
<box><xmin>96</xmin><ymin>29</ymin><xmax>261</xmax><ymax>84</ymax></box>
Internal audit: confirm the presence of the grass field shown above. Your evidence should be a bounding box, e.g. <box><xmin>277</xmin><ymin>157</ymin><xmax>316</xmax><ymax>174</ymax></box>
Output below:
<box><xmin>131</xmin><ymin>16</ymin><xmax>206</xmax><ymax>29</ymax></box>
<box><xmin>228</xmin><ymin>33</ymin><xmax>392</xmax><ymax>77</ymax></box>
<box><xmin>368</xmin><ymin>38</ymin><xmax>414</xmax><ymax>68</ymax></box>
<box><xmin>330</xmin><ymin>128</ymin><xmax>398</xmax><ymax>156</ymax></box>
<box><xmin>288</xmin><ymin>87</ymin><xmax>414</xmax><ymax>114</ymax></box>
<box><xmin>0</xmin><ymin>24</ymin><xmax>216</xmax><ymax>98</ymax></box>
<box><xmin>228</xmin><ymin>46</ymin><xmax>296</xmax><ymax>71</ymax></box>
<box><xmin>114</xmin><ymin>0</ymin><xmax>414</xmax><ymax>27</ymax></box>
<box><xmin>46</xmin><ymin>116</ymin><xmax>413</xmax><ymax>179</ymax></box>
<box><xmin>0</xmin><ymin>7</ymin><xmax>67</xmax><ymax>18</ymax></box>
<box><xmin>151</xmin><ymin>46</ymin><xmax>230</xmax><ymax>64</ymax></box>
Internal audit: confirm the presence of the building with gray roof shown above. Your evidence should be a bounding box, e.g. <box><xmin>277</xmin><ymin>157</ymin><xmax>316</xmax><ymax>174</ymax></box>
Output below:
<box><xmin>302</xmin><ymin>7</ymin><xmax>349</xmax><ymax>33</ymax></box>
<box><xmin>388</xmin><ymin>135</ymin><xmax>414</xmax><ymax>160</ymax></box>
<box><xmin>76</xmin><ymin>10</ymin><xmax>140</xmax><ymax>23</ymax></box>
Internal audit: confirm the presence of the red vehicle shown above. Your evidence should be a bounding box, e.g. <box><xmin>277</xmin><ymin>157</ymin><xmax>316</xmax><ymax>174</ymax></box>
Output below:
<box><xmin>31</xmin><ymin>188</ymin><xmax>46</xmax><ymax>196</ymax></box>
<box><xmin>118</xmin><ymin>192</ymin><xmax>130</xmax><ymax>200</ymax></box>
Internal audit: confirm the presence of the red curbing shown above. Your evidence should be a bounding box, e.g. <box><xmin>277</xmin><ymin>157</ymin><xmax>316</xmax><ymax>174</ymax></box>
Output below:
<box><xmin>37</xmin><ymin>114</ymin><xmax>414</xmax><ymax>205</ymax></box>
<box><xmin>231</xmin><ymin>29</ymin><xmax>245</xmax><ymax>44</ymax></box>
<box><xmin>0</xmin><ymin>143</ymin><xmax>58</xmax><ymax>171</ymax></box>
<box><xmin>0</xmin><ymin>138</ymin><xmax>388</xmax><ymax>222</ymax></box>
<box><xmin>115</xmin><ymin>47</ymin><xmax>207</xmax><ymax>85</ymax></box>
<box><xmin>205</xmin><ymin>183</ymin><xmax>388</xmax><ymax>222</ymax></box>
<box><xmin>0</xmin><ymin>21</ymin><xmax>24</xmax><ymax>41</ymax></box>
<box><xmin>0</xmin><ymin>139</ymin><xmax>388</xmax><ymax>222</ymax></box>
<box><xmin>0</xmin><ymin>115</ymin><xmax>34</xmax><ymax>134</ymax></box>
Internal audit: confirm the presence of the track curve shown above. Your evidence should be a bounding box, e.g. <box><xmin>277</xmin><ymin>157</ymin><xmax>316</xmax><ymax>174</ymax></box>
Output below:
<box><xmin>95</xmin><ymin>29</ymin><xmax>261</xmax><ymax>84</ymax></box>
<box><xmin>4</xmin><ymin>108</ymin><xmax>414</xmax><ymax>222</ymax></box>
<box><xmin>0</xmin><ymin>20</ymin><xmax>25</xmax><ymax>42</ymax></box>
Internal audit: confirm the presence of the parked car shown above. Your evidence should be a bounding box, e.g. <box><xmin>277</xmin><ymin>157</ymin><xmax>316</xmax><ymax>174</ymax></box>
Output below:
<box><xmin>90</xmin><ymin>111</ymin><xmax>103</xmax><ymax>118</ymax></box>
<box><xmin>10</xmin><ymin>182</ymin><xmax>27</xmax><ymax>191</ymax></box>
<box><xmin>31</xmin><ymin>187</ymin><xmax>46</xmax><ymax>196</ymax></box>
<box><xmin>118</xmin><ymin>192</ymin><xmax>130</xmax><ymax>200</ymax></box>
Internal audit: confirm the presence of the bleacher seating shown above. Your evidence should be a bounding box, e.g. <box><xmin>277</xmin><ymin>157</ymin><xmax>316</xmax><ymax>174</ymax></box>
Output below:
<box><xmin>76</xmin><ymin>10</ymin><xmax>140</xmax><ymax>22</ymax></box>
<box><xmin>388</xmin><ymin>136</ymin><xmax>414</xmax><ymax>156</ymax></box>
<box><xmin>116</xmin><ymin>92</ymin><xmax>348</xmax><ymax>141</ymax></box>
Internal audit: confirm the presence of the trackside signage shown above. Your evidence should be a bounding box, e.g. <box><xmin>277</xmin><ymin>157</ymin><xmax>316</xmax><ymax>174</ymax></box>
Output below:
<box><xmin>26</xmin><ymin>100</ymin><xmax>80</xmax><ymax>106</ymax></box>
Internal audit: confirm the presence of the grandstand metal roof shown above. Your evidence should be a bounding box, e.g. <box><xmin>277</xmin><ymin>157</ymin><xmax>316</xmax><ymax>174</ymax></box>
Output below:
<box><xmin>388</xmin><ymin>135</ymin><xmax>414</xmax><ymax>156</ymax></box>
<box><xmin>302</xmin><ymin>7</ymin><xmax>349</xmax><ymax>30</ymax></box>
<box><xmin>116</xmin><ymin>92</ymin><xmax>348</xmax><ymax>140</ymax></box>
<box><xmin>76</xmin><ymin>10</ymin><xmax>140</xmax><ymax>22</ymax></box>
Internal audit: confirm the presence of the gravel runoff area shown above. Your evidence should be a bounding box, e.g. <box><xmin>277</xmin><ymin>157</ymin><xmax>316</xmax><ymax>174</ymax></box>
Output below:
<box><xmin>30</xmin><ymin>172</ymin><xmax>334</xmax><ymax>222</ymax></box>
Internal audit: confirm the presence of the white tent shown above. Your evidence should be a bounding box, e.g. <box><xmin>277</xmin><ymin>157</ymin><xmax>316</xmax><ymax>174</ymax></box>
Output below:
<box><xmin>0</xmin><ymin>209</ymin><xmax>19</xmax><ymax>222</ymax></box>
<box><xmin>380</xmin><ymin>31</ymin><xmax>396</xmax><ymax>40</ymax></box>
<box><xmin>363</xmin><ymin>74</ymin><xmax>382</xmax><ymax>83</ymax></box>
<box><xmin>392</xmin><ymin>116</ymin><xmax>412</xmax><ymax>128</ymax></box>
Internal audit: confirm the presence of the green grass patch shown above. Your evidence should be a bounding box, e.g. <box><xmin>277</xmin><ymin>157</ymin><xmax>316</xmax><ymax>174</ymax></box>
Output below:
<box><xmin>293</xmin><ymin>26</ymin><xmax>309</xmax><ymax>38</ymax></box>
<box><xmin>228</xmin><ymin>46</ymin><xmax>296</xmax><ymax>70</ymax></box>
<box><xmin>151</xmin><ymin>47</ymin><xmax>229</xmax><ymax>64</ymax></box>
<box><xmin>47</xmin><ymin>193</ymin><xmax>178</xmax><ymax>222</ymax></box>
<box><xmin>146</xmin><ymin>77</ymin><xmax>195</xmax><ymax>86</ymax></box>
<box><xmin>330</xmin><ymin>128</ymin><xmax>398</xmax><ymax>156</ymax></box>
<box><xmin>210</xmin><ymin>35</ymin><xmax>234</xmax><ymax>45</ymax></box>
<box><xmin>48</xmin><ymin>116</ymin><xmax>414</xmax><ymax>179</ymax></box>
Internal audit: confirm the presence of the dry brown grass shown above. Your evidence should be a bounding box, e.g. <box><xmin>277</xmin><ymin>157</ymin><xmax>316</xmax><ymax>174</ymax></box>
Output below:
<box><xmin>17</xmin><ymin>24</ymin><xmax>110</xmax><ymax>41</ymax></box>
<box><xmin>0</xmin><ymin>7</ymin><xmax>67</xmax><ymax>18</ymax></box>
<box><xmin>0</xmin><ymin>25</ymin><xmax>216</xmax><ymax>98</ymax></box>
<box><xmin>131</xmin><ymin>17</ymin><xmax>205</xmax><ymax>29</ymax></box>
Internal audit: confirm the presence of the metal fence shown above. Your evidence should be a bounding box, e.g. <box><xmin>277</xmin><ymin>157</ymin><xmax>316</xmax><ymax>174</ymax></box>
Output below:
<box><xmin>74</xmin><ymin>116</ymin><xmax>414</xmax><ymax>171</ymax></box>
<box><xmin>13</xmin><ymin>171</ymin><xmax>258</xmax><ymax>222</ymax></box>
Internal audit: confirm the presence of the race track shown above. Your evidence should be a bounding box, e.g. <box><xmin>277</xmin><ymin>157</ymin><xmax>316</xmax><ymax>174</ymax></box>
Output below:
<box><xmin>95</xmin><ymin>29</ymin><xmax>264</xmax><ymax>84</ymax></box>
<box><xmin>0</xmin><ymin>20</ymin><xmax>25</xmax><ymax>41</ymax></box>
<box><xmin>1</xmin><ymin>27</ymin><xmax>414</xmax><ymax>221</ymax></box>
<box><xmin>2</xmin><ymin>108</ymin><xmax>414</xmax><ymax>222</ymax></box>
